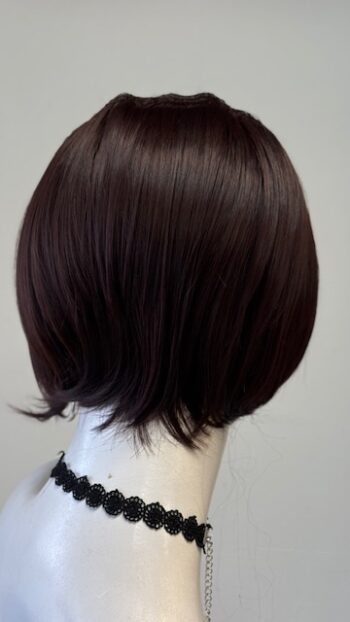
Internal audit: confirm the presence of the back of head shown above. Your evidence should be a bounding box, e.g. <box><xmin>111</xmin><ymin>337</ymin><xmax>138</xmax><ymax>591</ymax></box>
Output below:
<box><xmin>11</xmin><ymin>92</ymin><xmax>319</xmax><ymax>451</ymax></box>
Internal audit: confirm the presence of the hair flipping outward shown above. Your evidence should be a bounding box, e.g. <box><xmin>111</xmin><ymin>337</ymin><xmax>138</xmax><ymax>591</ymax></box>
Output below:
<box><xmin>10</xmin><ymin>92</ymin><xmax>319</xmax><ymax>451</ymax></box>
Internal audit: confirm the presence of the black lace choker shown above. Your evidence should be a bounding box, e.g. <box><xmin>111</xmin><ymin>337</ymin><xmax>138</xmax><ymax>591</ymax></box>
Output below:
<box><xmin>50</xmin><ymin>450</ymin><xmax>212</xmax><ymax>552</ymax></box>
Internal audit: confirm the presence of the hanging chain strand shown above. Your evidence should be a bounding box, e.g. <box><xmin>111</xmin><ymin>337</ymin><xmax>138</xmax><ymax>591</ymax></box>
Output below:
<box><xmin>204</xmin><ymin>525</ymin><xmax>214</xmax><ymax>621</ymax></box>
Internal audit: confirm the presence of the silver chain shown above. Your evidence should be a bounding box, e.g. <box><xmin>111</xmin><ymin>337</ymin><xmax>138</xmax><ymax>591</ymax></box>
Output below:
<box><xmin>203</xmin><ymin>524</ymin><xmax>214</xmax><ymax>621</ymax></box>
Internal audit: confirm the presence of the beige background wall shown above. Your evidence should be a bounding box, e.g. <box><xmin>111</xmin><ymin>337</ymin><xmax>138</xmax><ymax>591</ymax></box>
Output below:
<box><xmin>0</xmin><ymin>1</ymin><xmax>348</xmax><ymax>620</ymax></box>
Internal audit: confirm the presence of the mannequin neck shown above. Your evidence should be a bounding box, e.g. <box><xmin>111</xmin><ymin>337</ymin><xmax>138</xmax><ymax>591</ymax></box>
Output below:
<box><xmin>62</xmin><ymin>403</ymin><xmax>228</xmax><ymax>621</ymax></box>
<box><xmin>65</xmin><ymin>404</ymin><xmax>228</xmax><ymax>516</ymax></box>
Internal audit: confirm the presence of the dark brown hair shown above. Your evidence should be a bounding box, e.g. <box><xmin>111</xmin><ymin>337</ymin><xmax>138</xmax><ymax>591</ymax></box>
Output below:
<box><xmin>9</xmin><ymin>92</ymin><xmax>319</xmax><ymax>451</ymax></box>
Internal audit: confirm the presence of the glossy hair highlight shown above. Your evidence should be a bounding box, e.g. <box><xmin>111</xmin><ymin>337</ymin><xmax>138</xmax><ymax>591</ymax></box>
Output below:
<box><xmin>9</xmin><ymin>92</ymin><xmax>319</xmax><ymax>451</ymax></box>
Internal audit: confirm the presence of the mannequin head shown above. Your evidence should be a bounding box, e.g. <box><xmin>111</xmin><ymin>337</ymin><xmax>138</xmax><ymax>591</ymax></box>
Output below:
<box><xmin>10</xmin><ymin>92</ymin><xmax>319</xmax><ymax>452</ymax></box>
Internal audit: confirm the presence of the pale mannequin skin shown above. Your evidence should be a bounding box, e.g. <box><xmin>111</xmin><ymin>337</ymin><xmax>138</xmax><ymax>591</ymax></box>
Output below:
<box><xmin>0</xmin><ymin>404</ymin><xmax>229</xmax><ymax>622</ymax></box>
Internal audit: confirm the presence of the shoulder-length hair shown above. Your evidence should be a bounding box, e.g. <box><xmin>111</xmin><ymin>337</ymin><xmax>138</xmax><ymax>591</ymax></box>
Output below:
<box><xmin>9</xmin><ymin>92</ymin><xmax>319</xmax><ymax>450</ymax></box>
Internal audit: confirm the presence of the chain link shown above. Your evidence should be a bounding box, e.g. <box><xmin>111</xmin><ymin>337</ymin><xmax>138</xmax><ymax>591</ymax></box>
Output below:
<box><xmin>203</xmin><ymin>525</ymin><xmax>214</xmax><ymax>621</ymax></box>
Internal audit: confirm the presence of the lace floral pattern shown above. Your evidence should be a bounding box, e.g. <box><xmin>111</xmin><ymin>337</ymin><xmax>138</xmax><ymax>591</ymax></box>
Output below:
<box><xmin>50</xmin><ymin>450</ymin><xmax>211</xmax><ymax>551</ymax></box>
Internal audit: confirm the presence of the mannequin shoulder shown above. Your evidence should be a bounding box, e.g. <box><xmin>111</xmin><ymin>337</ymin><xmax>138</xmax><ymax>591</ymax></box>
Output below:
<box><xmin>0</xmin><ymin>457</ymin><xmax>57</xmax><ymax>522</ymax></box>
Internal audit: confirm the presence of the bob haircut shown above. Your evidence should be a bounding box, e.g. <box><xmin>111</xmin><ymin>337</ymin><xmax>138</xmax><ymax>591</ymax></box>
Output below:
<box><xmin>10</xmin><ymin>92</ymin><xmax>319</xmax><ymax>451</ymax></box>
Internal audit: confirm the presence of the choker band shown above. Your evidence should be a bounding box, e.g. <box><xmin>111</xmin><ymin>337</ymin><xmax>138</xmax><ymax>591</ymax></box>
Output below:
<box><xmin>50</xmin><ymin>450</ymin><xmax>212</xmax><ymax>552</ymax></box>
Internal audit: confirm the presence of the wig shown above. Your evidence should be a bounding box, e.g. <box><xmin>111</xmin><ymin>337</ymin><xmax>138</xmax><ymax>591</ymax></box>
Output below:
<box><xmin>9</xmin><ymin>92</ymin><xmax>319</xmax><ymax>451</ymax></box>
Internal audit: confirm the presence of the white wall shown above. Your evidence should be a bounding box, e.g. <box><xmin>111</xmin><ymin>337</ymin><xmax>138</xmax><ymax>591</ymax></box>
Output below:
<box><xmin>0</xmin><ymin>1</ymin><xmax>348</xmax><ymax>620</ymax></box>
